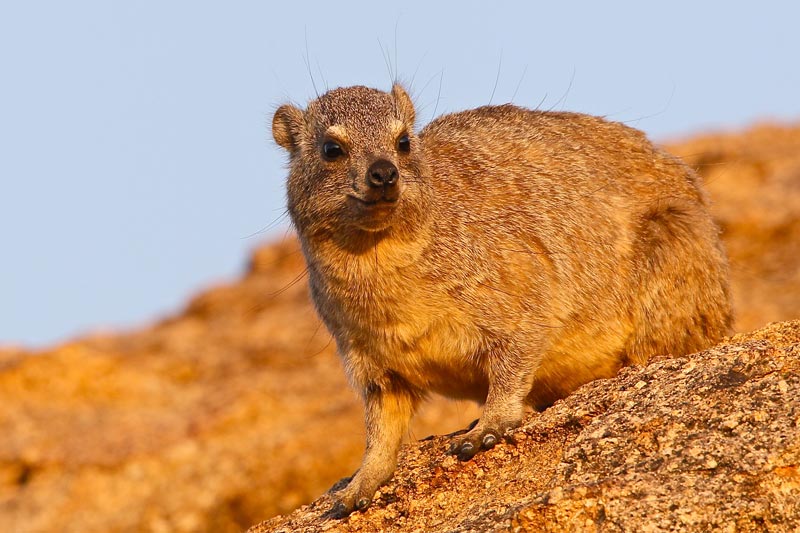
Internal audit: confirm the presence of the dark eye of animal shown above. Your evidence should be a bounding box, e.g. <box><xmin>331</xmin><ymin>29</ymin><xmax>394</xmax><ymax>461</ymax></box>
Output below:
<box><xmin>322</xmin><ymin>141</ymin><xmax>344</xmax><ymax>160</ymax></box>
<box><xmin>397</xmin><ymin>134</ymin><xmax>411</xmax><ymax>153</ymax></box>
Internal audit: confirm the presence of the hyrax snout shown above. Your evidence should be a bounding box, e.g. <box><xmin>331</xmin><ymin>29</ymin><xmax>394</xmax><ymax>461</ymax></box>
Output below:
<box><xmin>272</xmin><ymin>84</ymin><xmax>733</xmax><ymax>517</ymax></box>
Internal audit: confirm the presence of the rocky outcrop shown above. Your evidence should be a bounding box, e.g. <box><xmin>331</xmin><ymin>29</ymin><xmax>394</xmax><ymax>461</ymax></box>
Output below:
<box><xmin>1</xmin><ymin>123</ymin><xmax>799</xmax><ymax>532</ymax></box>
<box><xmin>251</xmin><ymin>320</ymin><xmax>800</xmax><ymax>532</ymax></box>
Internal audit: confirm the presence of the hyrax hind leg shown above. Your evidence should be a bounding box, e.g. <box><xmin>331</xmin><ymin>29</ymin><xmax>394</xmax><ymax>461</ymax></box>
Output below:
<box><xmin>448</xmin><ymin>337</ymin><xmax>541</xmax><ymax>461</ymax></box>
<box><xmin>625</xmin><ymin>198</ymin><xmax>733</xmax><ymax>364</ymax></box>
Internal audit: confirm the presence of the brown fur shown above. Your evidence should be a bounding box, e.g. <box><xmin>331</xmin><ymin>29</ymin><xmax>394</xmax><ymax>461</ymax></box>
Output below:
<box><xmin>272</xmin><ymin>85</ymin><xmax>733</xmax><ymax>516</ymax></box>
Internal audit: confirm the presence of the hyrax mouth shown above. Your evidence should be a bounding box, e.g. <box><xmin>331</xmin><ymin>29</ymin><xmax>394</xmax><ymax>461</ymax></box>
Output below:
<box><xmin>348</xmin><ymin>194</ymin><xmax>399</xmax><ymax>213</ymax></box>
<box><xmin>349</xmin><ymin>195</ymin><xmax>398</xmax><ymax>206</ymax></box>
<box><xmin>345</xmin><ymin>157</ymin><xmax>402</xmax><ymax>229</ymax></box>
<box><xmin>346</xmin><ymin>193</ymin><xmax>399</xmax><ymax>231</ymax></box>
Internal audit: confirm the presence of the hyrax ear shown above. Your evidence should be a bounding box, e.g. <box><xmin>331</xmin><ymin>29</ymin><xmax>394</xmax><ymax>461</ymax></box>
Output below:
<box><xmin>272</xmin><ymin>104</ymin><xmax>305</xmax><ymax>151</ymax></box>
<box><xmin>391</xmin><ymin>84</ymin><xmax>415</xmax><ymax>127</ymax></box>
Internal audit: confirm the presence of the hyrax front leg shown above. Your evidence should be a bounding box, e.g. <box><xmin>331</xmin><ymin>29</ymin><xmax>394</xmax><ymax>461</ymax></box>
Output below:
<box><xmin>448</xmin><ymin>340</ymin><xmax>536</xmax><ymax>461</ymax></box>
<box><xmin>329</xmin><ymin>378</ymin><xmax>418</xmax><ymax>518</ymax></box>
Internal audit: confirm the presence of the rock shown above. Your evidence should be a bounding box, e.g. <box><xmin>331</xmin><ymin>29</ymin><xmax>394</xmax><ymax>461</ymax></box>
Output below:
<box><xmin>250</xmin><ymin>320</ymin><xmax>800</xmax><ymax>532</ymax></box>
<box><xmin>1</xmin><ymin>123</ymin><xmax>799</xmax><ymax>532</ymax></box>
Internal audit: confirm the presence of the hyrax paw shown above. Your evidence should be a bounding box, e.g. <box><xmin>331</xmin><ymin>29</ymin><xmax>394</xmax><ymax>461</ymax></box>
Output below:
<box><xmin>325</xmin><ymin>500</ymin><xmax>351</xmax><ymax>520</ymax></box>
<box><xmin>325</xmin><ymin>496</ymin><xmax>372</xmax><ymax>519</ymax></box>
<box><xmin>324</xmin><ymin>479</ymin><xmax>375</xmax><ymax>519</ymax></box>
<box><xmin>447</xmin><ymin>429</ymin><xmax>499</xmax><ymax>461</ymax></box>
<box><xmin>446</xmin><ymin>422</ymin><xmax>517</xmax><ymax>461</ymax></box>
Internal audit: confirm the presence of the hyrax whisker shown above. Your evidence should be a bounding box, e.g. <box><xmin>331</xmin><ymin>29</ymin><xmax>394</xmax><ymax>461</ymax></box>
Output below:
<box><xmin>377</xmin><ymin>38</ymin><xmax>394</xmax><ymax>87</ymax></box>
<box><xmin>242</xmin><ymin>209</ymin><xmax>290</xmax><ymax>240</ymax></box>
<box><xmin>266</xmin><ymin>267</ymin><xmax>309</xmax><ymax>299</ymax></box>
<box><xmin>511</xmin><ymin>64</ymin><xmax>529</xmax><ymax>104</ymax></box>
<box><xmin>393</xmin><ymin>18</ymin><xmax>400</xmax><ymax>83</ymax></box>
<box><xmin>431</xmin><ymin>70</ymin><xmax>444</xmax><ymax>123</ymax></box>
<box><xmin>533</xmin><ymin>92</ymin><xmax>548</xmax><ymax>111</ymax></box>
<box><xmin>302</xmin><ymin>27</ymin><xmax>319</xmax><ymax>98</ymax></box>
<box><xmin>408</xmin><ymin>51</ymin><xmax>429</xmax><ymax>94</ymax></box>
<box><xmin>302</xmin><ymin>322</ymin><xmax>334</xmax><ymax>361</ymax></box>
<box><xmin>488</xmin><ymin>50</ymin><xmax>503</xmax><ymax>106</ymax></box>
<box><xmin>547</xmin><ymin>66</ymin><xmax>577</xmax><ymax>112</ymax></box>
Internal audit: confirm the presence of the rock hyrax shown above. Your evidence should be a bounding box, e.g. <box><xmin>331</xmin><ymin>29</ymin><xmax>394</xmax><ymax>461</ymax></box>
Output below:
<box><xmin>272</xmin><ymin>84</ymin><xmax>733</xmax><ymax>517</ymax></box>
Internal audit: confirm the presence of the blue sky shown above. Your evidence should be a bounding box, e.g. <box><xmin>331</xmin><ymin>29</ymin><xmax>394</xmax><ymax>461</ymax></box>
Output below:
<box><xmin>1</xmin><ymin>1</ymin><xmax>798</xmax><ymax>347</ymax></box>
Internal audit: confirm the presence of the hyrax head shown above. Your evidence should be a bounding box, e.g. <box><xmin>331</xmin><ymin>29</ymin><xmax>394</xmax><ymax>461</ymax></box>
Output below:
<box><xmin>272</xmin><ymin>85</ymin><xmax>428</xmax><ymax>237</ymax></box>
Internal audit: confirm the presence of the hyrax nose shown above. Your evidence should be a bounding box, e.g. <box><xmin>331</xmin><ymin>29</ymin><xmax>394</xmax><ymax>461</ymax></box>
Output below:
<box><xmin>366</xmin><ymin>159</ymin><xmax>399</xmax><ymax>188</ymax></box>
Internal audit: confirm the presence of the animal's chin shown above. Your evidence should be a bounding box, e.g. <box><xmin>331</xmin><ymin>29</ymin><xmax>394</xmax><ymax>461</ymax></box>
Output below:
<box><xmin>347</xmin><ymin>196</ymin><xmax>399</xmax><ymax>232</ymax></box>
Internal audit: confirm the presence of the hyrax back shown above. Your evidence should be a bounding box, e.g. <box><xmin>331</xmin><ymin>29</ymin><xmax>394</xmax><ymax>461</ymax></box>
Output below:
<box><xmin>272</xmin><ymin>85</ymin><xmax>732</xmax><ymax>516</ymax></box>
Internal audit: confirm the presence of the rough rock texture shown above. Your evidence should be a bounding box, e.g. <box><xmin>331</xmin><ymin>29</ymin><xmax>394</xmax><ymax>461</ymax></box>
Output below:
<box><xmin>1</xmin><ymin>123</ymin><xmax>800</xmax><ymax>532</ymax></box>
<box><xmin>251</xmin><ymin>320</ymin><xmax>800</xmax><ymax>532</ymax></box>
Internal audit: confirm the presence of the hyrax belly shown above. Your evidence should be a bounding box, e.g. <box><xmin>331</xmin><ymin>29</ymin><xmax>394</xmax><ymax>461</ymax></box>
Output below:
<box><xmin>347</xmin><ymin>294</ymin><xmax>490</xmax><ymax>402</ymax></box>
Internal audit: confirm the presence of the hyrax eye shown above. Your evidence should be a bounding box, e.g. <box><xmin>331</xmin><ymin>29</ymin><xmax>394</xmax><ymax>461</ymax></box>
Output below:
<box><xmin>322</xmin><ymin>141</ymin><xmax>344</xmax><ymax>160</ymax></box>
<box><xmin>397</xmin><ymin>134</ymin><xmax>411</xmax><ymax>153</ymax></box>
